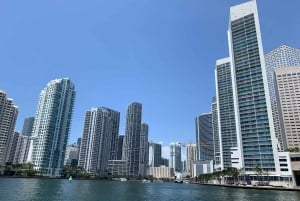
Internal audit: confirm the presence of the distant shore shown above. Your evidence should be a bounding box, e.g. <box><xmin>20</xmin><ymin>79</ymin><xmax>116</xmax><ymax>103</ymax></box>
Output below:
<box><xmin>197</xmin><ymin>183</ymin><xmax>300</xmax><ymax>191</ymax></box>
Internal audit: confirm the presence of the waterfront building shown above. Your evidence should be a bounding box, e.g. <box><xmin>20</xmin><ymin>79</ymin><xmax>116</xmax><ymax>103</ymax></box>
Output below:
<box><xmin>193</xmin><ymin>160</ymin><xmax>214</xmax><ymax>178</ymax></box>
<box><xmin>116</xmin><ymin>135</ymin><xmax>124</xmax><ymax>160</ymax></box>
<box><xmin>21</xmin><ymin>117</ymin><xmax>34</xmax><ymax>137</ymax></box>
<box><xmin>0</xmin><ymin>90</ymin><xmax>18</xmax><ymax>165</ymax></box>
<box><xmin>12</xmin><ymin>134</ymin><xmax>30</xmax><ymax>164</ymax></box>
<box><xmin>228</xmin><ymin>1</ymin><xmax>279</xmax><ymax>174</ymax></box>
<box><xmin>78</xmin><ymin>107</ymin><xmax>120</xmax><ymax>175</ymax></box>
<box><xmin>147</xmin><ymin>166</ymin><xmax>174</xmax><ymax>179</ymax></box>
<box><xmin>265</xmin><ymin>45</ymin><xmax>300</xmax><ymax>151</ymax></box>
<box><xmin>169</xmin><ymin>142</ymin><xmax>181</xmax><ymax>172</ymax></box>
<box><xmin>215</xmin><ymin>58</ymin><xmax>237</xmax><ymax>170</ymax></box>
<box><xmin>122</xmin><ymin>102</ymin><xmax>142</xmax><ymax>176</ymax></box>
<box><xmin>139</xmin><ymin>123</ymin><xmax>149</xmax><ymax>176</ymax></box>
<box><xmin>30</xmin><ymin>78</ymin><xmax>75</xmax><ymax>176</ymax></box>
<box><xmin>211</xmin><ymin>96</ymin><xmax>221</xmax><ymax>171</ymax></box>
<box><xmin>195</xmin><ymin>114</ymin><xmax>214</xmax><ymax>161</ymax></box>
<box><xmin>107</xmin><ymin>160</ymin><xmax>127</xmax><ymax>176</ymax></box>
<box><xmin>185</xmin><ymin>143</ymin><xmax>196</xmax><ymax>176</ymax></box>
<box><xmin>108</xmin><ymin>110</ymin><xmax>121</xmax><ymax>160</ymax></box>
<box><xmin>274</xmin><ymin>66</ymin><xmax>300</xmax><ymax>150</ymax></box>
<box><xmin>6</xmin><ymin>131</ymin><xmax>20</xmax><ymax>163</ymax></box>
<box><xmin>148</xmin><ymin>142</ymin><xmax>162</xmax><ymax>167</ymax></box>
<box><xmin>64</xmin><ymin>143</ymin><xmax>79</xmax><ymax>166</ymax></box>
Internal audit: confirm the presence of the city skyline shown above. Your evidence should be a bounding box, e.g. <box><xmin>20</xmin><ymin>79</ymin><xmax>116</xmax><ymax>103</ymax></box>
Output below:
<box><xmin>1</xmin><ymin>0</ymin><xmax>300</xmax><ymax>157</ymax></box>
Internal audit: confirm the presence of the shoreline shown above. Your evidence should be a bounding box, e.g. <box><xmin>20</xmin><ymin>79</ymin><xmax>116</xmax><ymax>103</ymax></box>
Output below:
<box><xmin>197</xmin><ymin>183</ymin><xmax>300</xmax><ymax>191</ymax></box>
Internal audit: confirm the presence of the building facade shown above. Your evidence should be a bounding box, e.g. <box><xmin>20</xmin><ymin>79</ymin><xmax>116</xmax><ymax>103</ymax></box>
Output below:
<box><xmin>78</xmin><ymin>107</ymin><xmax>120</xmax><ymax>175</ymax></box>
<box><xmin>139</xmin><ymin>123</ymin><xmax>148</xmax><ymax>176</ymax></box>
<box><xmin>215</xmin><ymin>58</ymin><xmax>237</xmax><ymax>170</ymax></box>
<box><xmin>148</xmin><ymin>142</ymin><xmax>162</xmax><ymax>167</ymax></box>
<box><xmin>228</xmin><ymin>1</ymin><xmax>279</xmax><ymax>174</ymax></box>
<box><xmin>211</xmin><ymin>96</ymin><xmax>221</xmax><ymax>171</ymax></box>
<box><xmin>265</xmin><ymin>45</ymin><xmax>300</xmax><ymax>151</ymax></box>
<box><xmin>147</xmin><ymin>166</ymin><xmax>174</xmax><ymax>179</ymax></box>
<box><xmin>195</xmin><ymin>113</ymin><xmax>214</xmax><ymax>161</ymax></box>
<box><xmin>116</xmin><ymin>135</ymin><xmax>124</xmax><ymax>160</ymax></box>
<box><xmin>122</xmin><ymin>102</ymin><xmax>142</xmax><ymax>176</ymax></box>
<box><xmin>64</xmin><ymin>143</ymin><xmax>79</xmax><ymax>166</ymax></box>
<box><xmin>29</xmin><ymin>78</ymin><xmax>75</xmax><ymax>176</ymax></box>
<box><xmin>21</xmin><ymin>117</ymin><xmax>35</xmax><ymax>137</ymax></box>
<box><xmin>0</xmin><ymin>90</ymin><xmax>18</xmax><ymax>165</ymax></box>
<box><xmin>274</xmin><ymin>66</ymin><xmax>300</xmax><ymax>149</ymax></box>
<box><xmin>169</xmin><ymin>142</ymin><xmax>181</xmax><ymax>172</ymax></box>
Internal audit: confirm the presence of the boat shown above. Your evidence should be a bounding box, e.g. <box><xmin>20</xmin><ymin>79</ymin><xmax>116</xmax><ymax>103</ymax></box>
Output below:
<box><xmin>120</xmin><ymin>178</ymin><xmax>127</xmax><ymax>182</ymax></box>
<box><xmin>142</xmin><ymin>179</ymin><xmax>151</xmax><ymax>183</ymax></box>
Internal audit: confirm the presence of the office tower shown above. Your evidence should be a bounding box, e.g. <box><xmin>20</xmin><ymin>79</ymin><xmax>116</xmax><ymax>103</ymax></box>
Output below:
<box><xmin>274</xmin><ymin>66</ymin><xmax>300</xmax><ymax>149</ymax></box>
<box><xmin>228</xmin><ymin>1</ymin><xmax>278</xmax><ymax>173</ymax></box>
<box><xmin>122</xmin><ymin>102</ymin><xmax>142</xmax><ymax>176</ymax></box>
<box><xmin>265</xmin><ymin>45</ymin><xmax>300</xmax><ymax>151</ymax></box>
<box><xmin>116</xmin><ymin>135</ymin><xmax>124</xmax><ymax>160</ymax></box>
<box><xmin>0</xmin><ymin>90</ymin><xmax>18</xmax><ymax>165</ymax></box>
<box><xmin>13</xmin><ymin>134</ymin><xmax>30</xmax><ymax>164</ymax></box>
<box><xmin>139</xmin><ymin>123</ymin><xmax>148</xmax><ymax>176</ymax></box>
<box><xmin>78</xmin><ymin>107</ymin><xmax>120</xmax><ymax>175</ymax></box>
<box><xmin>21</xmin><ymin>117</ymin><xmax>35</xmax><ymax>137</ymax></box>
<box><xmin>211</xmin><ymin>96</ymin><xmax>221</xmax><ymax>171</ymax></box>
<box><xmin>195</xmin><ymin>113</ymin><xmax>214</xmax><ymax>161</ymax></box>
<box><xmin>185</xmin><ymin>143</ymin><xmax>196</xmax><ymax>176</ymax></box>
<box><xmin>77</xmin><ymin>137</ymin><xmax>81</xmax><ymax>160</ymax></box>
<box><xmin>169</xmin><ymin>142</ymin><xmax>181</xmax><ymax>172</ymax></box>
<box><xmin>64</xmin><ymin>143</ymin><xmax>79</xmax><ymax>166</ymax></box>
<box><xmin>148</xmin><ymin>142</ymin><xmax>162</xmax><ymax>167</ymax></box>
<box><xmin>215</xmin><ymin>58</ymin><xmax>237</xmax><ymax>170</ymax></box>
<box><xmin>30</xmin><ymin>78</ymin><xmax>75</xmax><ymax>176</ymax></box>
<box><xmin>108</xmin><ymin>110</ymin><xmax>120</xmax><ymax>160</ymax></box>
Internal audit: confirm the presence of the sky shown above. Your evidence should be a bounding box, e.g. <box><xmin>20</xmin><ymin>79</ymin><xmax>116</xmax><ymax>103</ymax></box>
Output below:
<box><xmin>1</xmin><ymin>0</ymin><xmax>300</xmax><ymax>159</ymax></box>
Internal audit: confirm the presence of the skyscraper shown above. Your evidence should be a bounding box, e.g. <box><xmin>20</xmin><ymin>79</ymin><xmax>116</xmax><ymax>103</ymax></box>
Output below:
<box><xmin>265</xmin><ymin>45</ymin><xmax>300</xmax><ymax>150</ymax></box>
<box><xmin>169</xmin><ymin>142</ymin><xmax>181</xmax><ymax>172</ymax></box>
<box><xmin>116</xmin><ymin>135</ymin><xmax>124</xmax><ymax>160</ymax></box>
<box><xmin>30</xmin><ymin>78</ymin><xmax>75</xmax><ymax>176</ymax></box>
<box><xmin>109</xmin><ymin>109</ymin><xmax>121</xmax><ymax>160</ymax></box>
<box><xmin>211</xmin><ymin>96</ymin><xmax>221</xmax><ymax>171</ymax></box>
<box><xmin>274</xmin><ymin>66</ymin><xmax>300</xmax><ymax>150</ymax></box>
<box><xmin>148</xmin><ymin>142</ymin><xmax>162</xmax><ymax>167</ymax></box>
<box><xmin>195</xmin><ymin>113</ymin><xmax>214</xmax><ymax>161</ymax></box>
<box><xmin>21</xmin><ymin>117</ymin><xmax>35</xmax><ymax>137</ymax></box>
<box><xmin>185</xmin><ymin>143</ymin><xmax>196</xmax><ymax>176</ymax></box>
<box><xmin>215</xmin><ymin>58</ymin><xmax>237</xmax><ymax>170</ymax></box>
<box><xmin>78</xmin><ymin>107</ymin><xmax>120</xmax><ymax>175</ymax></box>
<box><xmin>139</xmin><ymin>123</ymin><xmax>148</xmax><ymax>176</ymax></box>
<box><xmin>228</xmin><ymin>1</ymin><xmax>278</xmax><ymax>173</ymax></box>
<box><xmin>122</xmin><ymin>102</ymin><xmax>142</xmax><ymax>176</ymax></box>
<box><xmin>0</xmin><ymin>90</ymin><xmax>18</xmax><ymax>165</ymax></box>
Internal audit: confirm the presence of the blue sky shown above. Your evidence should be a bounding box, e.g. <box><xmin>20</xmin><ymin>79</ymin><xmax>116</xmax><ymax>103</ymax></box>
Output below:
<box><xmin>1</xmin><ymin>0</ymin><xmax>300</xmax><ymax>158</ymax></box>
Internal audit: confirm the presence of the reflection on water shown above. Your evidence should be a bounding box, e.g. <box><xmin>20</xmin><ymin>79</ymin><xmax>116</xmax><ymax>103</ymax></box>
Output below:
<box><xmin>0</xmin><ymin>178</ymin><xmax>300</xmax><ymax>201</ymax></box>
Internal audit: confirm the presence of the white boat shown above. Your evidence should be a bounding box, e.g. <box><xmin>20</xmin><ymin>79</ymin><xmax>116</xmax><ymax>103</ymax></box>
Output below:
<box><xmin>120</xmin><ymin>178</ymin><xmax>127</xmax><ymax>182</ymax></box>
<box><xmin>142</xmin><ymin>179</ymin><xmax>151</xmax><ymax>183</ymax></box>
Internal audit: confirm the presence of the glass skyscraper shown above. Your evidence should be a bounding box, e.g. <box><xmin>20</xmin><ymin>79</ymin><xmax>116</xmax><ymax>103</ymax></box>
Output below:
<box><xmin>169</xmin><ymin>142</ymin><xmax>181</xmax><ymax>172</ymax></box>
<box><xmin>228</xmin><ymin>1</ymin><xmax>278</xmax><ymax>173</ymax></box>
<box><xmin>122</xmin><ymin>102</ymin><xmax>142</xmax><ymax>176</ymax></box>
<box><xmin>30</xmin><ymin>78</ymin><xmax>75</xmax><ymax>176</ymax></box>
<box><xmin>148</xmin><ymin>142</ymin><xmax>161</xmax><ymax>167</ymax></box>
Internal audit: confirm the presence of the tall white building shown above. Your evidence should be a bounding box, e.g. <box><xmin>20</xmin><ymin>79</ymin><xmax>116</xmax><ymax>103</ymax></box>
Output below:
<box><xmin>228</xmin><ymin>1</ymin><xmax>279</xmax><ymax>174</ymax></box>
<box><xmin>78</xmin><ymin>107</ymin><xmax>120</xmax><ymax>175</ymax></box>
<box><xmin>185</xmin><ymin>143</ymin><xmax>196</xmax><ymax>176</ymax></box>
<box><xmin>265</xmin><ymin>45</ymin><xmax>300</xmax><ymax>150</ymax></box>
<box><xmin>0</xmin><ymin>90</ymin><xmax>18</xmax><ymax>165</ymax></box>
<box><xmin>29</xmin><ymin>78</ymin><xmax>75</xmax><ymax>176</ymax></box>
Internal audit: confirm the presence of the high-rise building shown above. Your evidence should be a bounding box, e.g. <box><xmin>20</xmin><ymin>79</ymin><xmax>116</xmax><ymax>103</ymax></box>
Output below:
<box><xmin>109</xmin><ymin>110</ymin><xmax>120</xmax><ymax>160</ymax></box>
<box><xmin>21</xmin><ymin>117</ymin><xmax>35</xmax><ymax>137</ymax></box>
<box><xmin>274</xmin><ymin>66</ymin><xmax>300</xmax><ymax>150</ymax></box>
<box><xmin>139</xmin><ymin>123</ymin><xmax>148</xmax><ymax>176</ymax></box>
<box><xmin>116</xmin><ymin>135</ymin><xmax>124</xmax><ymax>160</ymax></box>
<box><xmin>29</xmin><ymin>78</ymin><xmax>75</xmax><ymax>176</ymax></box>
<box><xmin>185</xmin><ymin>143</ymin><xmax>196</xmax><ymax>176</ymax></box>
<box><xmin>161</xmin><ymin>157</ymin><xmax>169</xmax><ymax>167</ymax></box>
<box><xmin>6</xmin><ymin>131</ymin><xmax>20</xmax><ymax>163</ymax></box>
<box><xmin>122</xmin><ymin>102</ymin><xmax>142</xmax><ymax>176</ymax></box>
<box><xmin>228</xmin><ymin>1</ymin><xmax>279</xmax><ymax>174</ymax></box>
<box><xmin>148</xmin><ymin>142</ymin><xmax>161</xmax><ymax>167</ymax></box>
<box><xmin>13</xmin><ymin>134</ymin><xmax>30</xmax><ymax>164</ymax></box>
<box><xmin>0</xmin><ymin>90</ymin><xmax>18</xmax><ymax>165</ymax></box>
<box><xmin>195</xmin><ymin>113</ymin><xmax>214</xmax><ymax>161</ymax></box>
<box><xmin>78</xmin><ymin>107</ymin><xmax>120</xmax><ymax>175</ymax></box>
<box><xmin>215</xmin><ymin>58</ymin><xmax>237</xmax><ymax>170</ymax></box>
<box><xmin>64</xmin><ymin>143</ymin><xmax>79</xmax><ymax>166</ymax></box>
<box><xmin>211</xmin><ymin>97</ymin><xmax>221</xmax><ymax>171</ymax></box>
<box><xmin>169</xmin><ymin>142</ymin><xmax>181</xmax><ymax>172</ymax></box>
<box><xmin>265</xmin><ymin>45</ymin><xmax>300</xmax><ymax>151</ymax></box>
